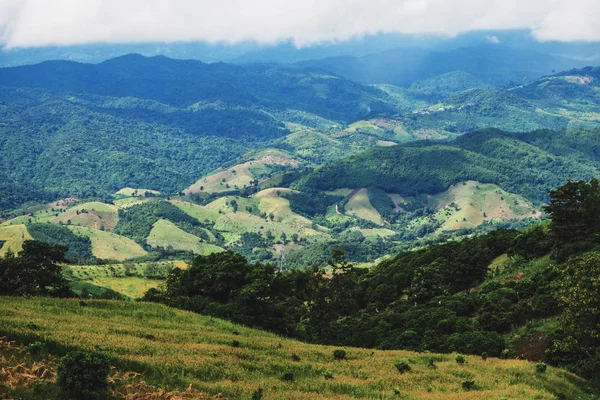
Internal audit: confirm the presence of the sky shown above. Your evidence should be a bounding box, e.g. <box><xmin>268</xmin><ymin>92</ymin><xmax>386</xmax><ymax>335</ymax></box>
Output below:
<box><xmin>1</xmin><ymin>0</ymin><xmax>599</xmax><ymax>48</ymax></box>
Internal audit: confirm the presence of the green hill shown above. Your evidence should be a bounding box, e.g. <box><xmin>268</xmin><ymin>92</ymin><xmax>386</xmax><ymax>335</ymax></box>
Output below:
<box><xmin>298</xmin><ymin>128</ymin><xmax>600</xmax><ymax>203</ymax></box>
<box><xmin>0</xmin><ymin>297</ymin><xmax>592</xmax><ymax>400</ymax></box>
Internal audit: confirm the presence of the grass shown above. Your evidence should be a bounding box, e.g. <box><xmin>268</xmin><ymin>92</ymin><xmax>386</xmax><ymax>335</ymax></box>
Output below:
<box><xmin>85</xmin><ymin>277</ymin><xmax>161</xmax><ymax>298</ymax></box>
<box><xmin>67</xmin><ymin>226</ymin><xmax>147</xmax><ymax>261</ymax></box>
<box><xmin>0</xmin><ymin>297</ymin><xmax>594</xmax><ymax>400</ymax></box>
<box><xmin>422</xmin><ymin>181</ymin><xmax>540</xmax><ymax>232</ymax></box>
<box><xmin>147</xmin><ymin>219</ymin><xmax>224</xmax><ymax>255</ymax></box>
<box><xmin>185</xmin><ymin>149</ymin><xmax>299</xmax><ymax>194</ymax></box>
<box><xmin>170</xmin><ymin>200</ymin><xmax>220</xmax><ymax>223</ymax></box>
<box><xmin>345</xmin><ymin>227</ymin><xmax>397</xmax><ymax>241</ymax></box>
<box><xmin>344</xmin><ymin>188</ymin><xmax>383</xmax><ymax>225</ymax></box>
<box><xmin>53</xmin><ymin>202</ymin><xmax>119</xmax><ymax>231</ymax></box>
<box><xmin>0</xmin><ymin>224</ymin><xmax>32</xmax><ymax>256</ymax></box>
<box><xmin>64</xmin><ymin>261</ymin><xmax>183</xmax><ymax>298</ymax></box>
<box><xmin>115</xmin><ymin>187</ymin><xmax>161</xmax><ymax>197</ymax></box>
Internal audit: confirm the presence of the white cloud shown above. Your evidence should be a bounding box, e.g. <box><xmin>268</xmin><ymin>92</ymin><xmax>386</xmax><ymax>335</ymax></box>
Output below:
<box><xmin>0</xmin><ymin>0</ymin><xmax>599</xmax><ymax>48</ymax></box>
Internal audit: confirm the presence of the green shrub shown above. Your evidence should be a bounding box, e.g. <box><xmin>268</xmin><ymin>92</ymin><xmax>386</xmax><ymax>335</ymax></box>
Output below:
<box><xmin>56</xmin><ymin>351</ymin><xmax>110</xmax><ymax>400</ymax></box>
<box><xmin>26</xmin><ymin>321</ymin><xmax>41</xmax><ymax>330</ymax></box>
<box><xmin>232</xmin><ymin>340</ymin><xmax>240</xmax><ymax>347</ymax></box>
<box><xmin>395</xmin><ymin>361</ymin><xmax>412</xmax><ymax>373</ymax></box>
<box><xmin>456</xmin><ymin>355</ymin><xmax>466</xmax><ymax>364</ymax></box>
<box><xmin>481</xmin><ymin>352</ymin><xmax>488</xmax><ymax>361</ymax></box>
<box><xmin>251</xmin><ymin>388</ymin><xmax>263</xmax><ymax>400</ymax></box>
<box><xmin>291</xmin><ymin>353</ymin><xmax>301</xmax><ymax>362</ymax></box>
<box><xmin>462</xmin><ymin>380</ymin><xmax>476</xmax><ymax>391</ymax></box>
<box><xmin>536</xmin><ymin>362</ymin><xmax>547</xmax><ymax>373</ymax></box>
<box><xmin>323</xmin><ymin>370</ymin><xmax>334</xmax><ymax>380</ymax></box>
<box><xmin>427</xmin><ymin>359</ymin><xmax>437</xmax><ymax>369</ymax></box>
<box><xmin>333</xmin><ymin>349</ymin><xmax>347</xmax><ymax>360</ymax></box>
<box><xmin>282</xmin><ymin>372</ymin><xmax>295</xmax><ymax>382</ymax></box>
<box><xmin>27</xmin><ymin>341</ymin><xmax>45</xmax><ymax>355</ymax></box>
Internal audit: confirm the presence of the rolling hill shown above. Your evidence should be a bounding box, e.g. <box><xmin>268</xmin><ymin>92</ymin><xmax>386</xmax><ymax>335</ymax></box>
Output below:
<box><xmin>0</xmin><ymin>297</ymin><xmax>593</xmax><ymax>400</ymax></box>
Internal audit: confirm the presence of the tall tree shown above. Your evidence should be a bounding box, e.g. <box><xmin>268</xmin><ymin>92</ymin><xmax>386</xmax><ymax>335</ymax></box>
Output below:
<box><xmin>545</xmin><ymin>178</ymin><xmax>600</xmax><ymax>260</ymax></box>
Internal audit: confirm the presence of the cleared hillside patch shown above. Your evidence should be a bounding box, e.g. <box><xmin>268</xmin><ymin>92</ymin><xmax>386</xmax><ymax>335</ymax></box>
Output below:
<box><xmin>185</xmin><ymin>150</ymin><xmax>300</xmax><ymax>194</ymax></box>
<box><xmin>0</xmin><ymin>224</ymin><xmax>31</xmax><ymax>256</ymax></box>
<box><xmin>427</xmin><ymin>181</ymin><xmax>540</xmax><ymax>232</ymax></box>
<box><xmin>67</xmin><ymin>226</ymin><xmax>147</xmax><ymax>261</ymax></box>
<box><xmin>170</xmin><ymin>200</ymin><xmax>220</xmax><ymax>223</ymax></box>
<box><xmin>54</xmin><ymin>201</ymin><xmax>119</xmax><ymax>231</ymax></box>
<box><xmin>344</xmin><ymin>188</ymin><xmax>383</xmax><ymax>225</ymax></box>
<box><xmin>147</xmin><ymin>219</ymin><xmax>223</xmax><ymax>255</ymax></box>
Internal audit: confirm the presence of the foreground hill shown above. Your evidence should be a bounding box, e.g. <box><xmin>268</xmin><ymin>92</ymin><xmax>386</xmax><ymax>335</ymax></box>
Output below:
<box><xmin>0</xmin><ymin>297</ymin><xmax>592</xmax><ymax>400</ymax></box>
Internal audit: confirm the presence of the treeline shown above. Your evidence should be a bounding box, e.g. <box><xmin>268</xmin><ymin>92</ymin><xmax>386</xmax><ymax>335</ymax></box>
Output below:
<box><xmin>298</xmin><ymin>128</ymin><xmax>600</xmax><ymax>203</ymax></box>
<box><xmin>144</xmin><ymin>179</ymin><xmax>600</xmax><ymax>382</ymax></box>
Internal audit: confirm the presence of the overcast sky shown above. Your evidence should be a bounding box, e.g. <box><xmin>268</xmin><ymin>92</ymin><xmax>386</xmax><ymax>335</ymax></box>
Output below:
<box><xmin>1</xmin><ymin>0</ymin><xmax>599</xmax><ymax>48</ymax></box>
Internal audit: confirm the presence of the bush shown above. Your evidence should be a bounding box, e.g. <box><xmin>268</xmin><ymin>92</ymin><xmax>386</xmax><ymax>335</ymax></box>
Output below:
<box><xmin>27</xmin><ymin>341</ymin><xmax>45</xmax><ymax>355</ymax></box>
<box><xmin>427</xmin><ymin>359</ymin><xmax>437</xmax><ymax>369</ymax></box>
<box><xmin>56</xmin><ymin>351</ymin><xmax>110</xmax><ymax>400</ymax></box>
<box><xmin>456</xmin><ymin>355</ymin><xmax>466</xmax><ymax>364</ymax></box>
<box><xmin>462</xmin><ymin>380</ymin><xmax>476</xmax><ymax>391</ymax></box>
<box><xmin>323</xmin><ymin>370</ymin><xmax>334</xmax><ymax>380</ymax></box>
<box><xmin>251</xmin><ymin>388</ymin><xmax>263</xmax><ymax>400</ymax></box>
<box><xmin>481</xmin><ymin>352</ymin><xmax>488</xmax><ymax>361</ymax></box>
<box><xmin>291</xmin><ymin>353</ymin><xmax>301</xmax><ymax>362</ymax></box>
<box><xmin>26</xmin><ymin>322</ymin><xmax>41</xmax><ymax>330</ymax></box>
<box><xmin>333</xmin><ymin>349</ymin><xmax>347</xmax><ymax>360</ymax></box>
<box><xmin>395</xmin><ymin>361</ymin><xmax>412</xmax><ymax>373</ymax></box>
<box><xmin>231</xmin><ymin>340</ymin><xmax>241</xmax><ymax>348</ymax></box>
<box><xmin>536</xmin><ymin>362</ymin><xmax>547</xmax><ymax>373</ymax></box>
<box><xmin>282</xmin><ymin>372</ymin><xmax>295</xmax><ymax>382</ymax></box>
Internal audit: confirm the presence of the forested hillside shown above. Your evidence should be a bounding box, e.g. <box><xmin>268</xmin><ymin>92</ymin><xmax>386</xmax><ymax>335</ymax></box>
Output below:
<box><xmin>298</xmin><ymin>128</ymin><xmax>600</xmax><ymax>203</ymax></box>
<box><xmin>297</xmin><ymin>44</ymin><xmax>589</xmax><ymax>87</ymax></box>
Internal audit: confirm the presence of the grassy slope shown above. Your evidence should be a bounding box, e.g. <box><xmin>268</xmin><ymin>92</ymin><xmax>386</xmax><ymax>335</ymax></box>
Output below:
<box><xmin>146</xmin><ymin>219</ymin><xmax>224</xmax><ymax>255</ymax></box>
<box><xmin>344</xmin><ymin>188</ymin><xmax>383</xmax><ymax>225</ymax></box>
<box><xmin>426</xmin><ymin>181</ymin><xmax>540</xmax><ymax>232</ymax></box>
<box><xmin>53</xmin><ymin>201</ymin><xmax>119</xmax><ymax>231</ymax></box>
<box><xmin>0</xmin><ymin>297</ymin><xmax>591</xmax><ymax>400</ymax></box>
<box><xmin>170</xmin><ymin>200</ymin><xmax>220</xmax><ymax>223</ymax></box>
<box><xmin>66</xmin><ymin>226</ymin><xmax>147</xmax><ymax>261</ymax></box>
<box><xmin>185</xmin><ymin>149</ymin><xmax>300</xmax><ymax>194</ymax></box>
<box><xmin>0</xmin><ymin>224</ymin><xmax>31</xmax><ymax>256</ymax></box>
<box><xmin>115</xmin><ymin>187</ymin><xmax>161</xmax><ymax>196</ymax></box>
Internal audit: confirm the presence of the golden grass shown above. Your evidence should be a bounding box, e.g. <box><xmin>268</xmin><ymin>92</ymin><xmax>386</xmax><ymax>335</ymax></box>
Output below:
<box><xmin>115</xmin><ymin>188</ymin><xmax>161</xmax><ymax>197</ymax></box>
<box><xmin>67</xmin><ymin>226</ymin><xmax>147</xmax><ymax>261</ymax></box>
<box><xmin>170</xmin><ymin>200</ymin><xmax>220</xmax><ymax>223</ymax></box>
<box><xmin>0</xmin><ymin>297</ymin><xmax>590</xmax><ymax>400</ymax></box>
<box><xmin>88</xmin><ymin>277</ymin><xmax>162</xmax><ymax>298</ymax></box>
<box><xmin>185</xmin><ymin>150</ymin><xmax>299</xmax><ymax>195</ymax></box>
<box><xmin>147</xmin><ymin>219</ymin><xmax>224</xmax><ymax>255</ymax></box>
<box><xmin>344</xmin><ymin>189</ymin><xmax>383</xmax><ymax>225</ymax></box>
<box><xmin>423</xmin><ymin>181</ymin><xmax>540</xmax><ymax>232</ymax></box>
<box><xmin>53</xmin><ymin>202</ymin><xmax>119</xmax><ymax>231</ymax></box>
<box><xmin>0</xmin><ymin>224</ymin><xmax>32</xmax><ymax>256</ymax></box>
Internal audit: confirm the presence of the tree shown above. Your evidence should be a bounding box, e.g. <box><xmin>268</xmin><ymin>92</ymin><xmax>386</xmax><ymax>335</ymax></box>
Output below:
<box><xmin>545</xmin><ymin>178</ymin><xmax>600</xmax><ymax>260</ymax></box>
<box><xmin>548</xmin><ymin>252</ymin><xmax>600</xmax><ymax>380</ymax></box>
<box><xmin>0</xmin><ymin>240</ymin><xmax>73</xmax><ymax>297</ymax></box>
